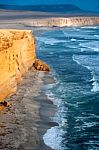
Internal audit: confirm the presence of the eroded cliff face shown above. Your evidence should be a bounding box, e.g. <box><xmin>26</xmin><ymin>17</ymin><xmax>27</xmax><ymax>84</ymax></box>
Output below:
<box><xmin>22</xmin><ymin>17</ymin><xmax>99</xmax><ymax>27</ymax></box>
<box><xmin>0</xmin><ymin>30</ymin><xmax>36</xmax><ymax>102</ymax></box>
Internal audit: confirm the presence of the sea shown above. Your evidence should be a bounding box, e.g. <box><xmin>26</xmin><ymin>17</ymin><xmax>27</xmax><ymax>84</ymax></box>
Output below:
<box><xmin>35</xmin><ymin>26</ymin><xmax>99</xmax><ymax>150</ymax></box>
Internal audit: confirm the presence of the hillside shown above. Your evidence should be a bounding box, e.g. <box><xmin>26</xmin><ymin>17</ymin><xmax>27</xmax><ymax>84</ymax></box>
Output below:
<box><xmin>0</xmin><ymin>4</ymin><xmax>87</xmax><ymax>14</ymax></box>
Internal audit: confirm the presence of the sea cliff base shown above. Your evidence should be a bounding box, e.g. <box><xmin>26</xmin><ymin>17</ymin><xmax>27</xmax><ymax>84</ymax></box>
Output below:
<box><xmin>0</xmin><ymin>69</ymin><xmax>56</xmax><ymax>150</ymax></box>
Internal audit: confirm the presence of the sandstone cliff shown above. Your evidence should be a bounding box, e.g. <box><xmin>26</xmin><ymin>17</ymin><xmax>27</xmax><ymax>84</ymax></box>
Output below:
<box><xmin>21</xmin><ymin>17</ymin><xmax>99</xmax><ymax>27</ymax></box>
<box><xmin>0</xmin><ymin>30</ymin><xmax>36</xmax><ymax>102</ymax></box>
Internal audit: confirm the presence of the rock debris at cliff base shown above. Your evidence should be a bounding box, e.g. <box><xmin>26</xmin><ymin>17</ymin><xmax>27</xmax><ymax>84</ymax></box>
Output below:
<box><xmin>33</xmin><ymin>59</ymin><xmax>50</xmax><ymax>71</ymax></box>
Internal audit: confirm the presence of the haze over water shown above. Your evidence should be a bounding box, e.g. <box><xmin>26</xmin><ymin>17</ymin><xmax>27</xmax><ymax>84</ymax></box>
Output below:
<box><xmin>35</xmin><ymin>26</ymin><xmax>99</xmax><ymax>150</ymax></box>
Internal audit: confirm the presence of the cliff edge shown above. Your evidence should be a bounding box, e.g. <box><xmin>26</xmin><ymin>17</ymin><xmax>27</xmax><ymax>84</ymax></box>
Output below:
<box><xmin>0</xmin><ymin>29</ymin><xmax>36</xmax><ymax>102</ymax></box>
<box><xmin>21</xmin><ymin>17</ymin><xmax>99</xmax><ymax>27</ymax></box>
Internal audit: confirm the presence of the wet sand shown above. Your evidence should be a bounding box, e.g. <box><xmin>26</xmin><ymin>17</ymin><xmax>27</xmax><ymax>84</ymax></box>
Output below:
<box><xmin>0</xmin><ymin>68</ymin><xmax>56</xmax><ymax>150</ymax></box>
<box><xmin>36</xmin><ymin>75</ymin><xmax>58</xmax><ymax>150</ymax></box>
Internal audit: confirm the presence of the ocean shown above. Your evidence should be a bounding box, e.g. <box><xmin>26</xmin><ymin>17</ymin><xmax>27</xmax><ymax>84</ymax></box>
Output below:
<box><xmin>35</xmin><ymin>26</ymin><xmax>99</xmax><ymax>150</ymax></box>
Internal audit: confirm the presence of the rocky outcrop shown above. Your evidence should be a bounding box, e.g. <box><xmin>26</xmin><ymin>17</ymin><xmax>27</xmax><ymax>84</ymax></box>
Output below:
<box><xmin>22</xmin><ymin>17</ymin><xmax>99</xmax><ymax>27</ymax></box>
<box><xmin>33</xmin><ymin>59</ymin><xmax>50</xmax><ymax>71</ymax></box>
<box><xmin>0</xmin><ymin>29</ymin><xmax>36</xmax><ymax>102</ymax></box>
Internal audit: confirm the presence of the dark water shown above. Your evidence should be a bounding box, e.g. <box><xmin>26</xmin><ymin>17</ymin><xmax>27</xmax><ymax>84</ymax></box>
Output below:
<box><xmin>35</xmin><ymin>26</ymin><xmax>99</xmax><ymax>150</ymax></box>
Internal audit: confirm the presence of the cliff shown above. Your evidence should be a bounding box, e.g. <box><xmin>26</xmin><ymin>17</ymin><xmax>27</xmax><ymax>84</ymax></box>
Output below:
<box><xmin>21</xmin><ymin>17</ymin><xmax>99</xmax><ymax>27</ymax></box>
<box><xmin>1</xmin><ymin>16</ymin><xmax>99</xmax><ymax>102</ymax></box>
<box><xmin>0</xmin><ymin>29</ymin><xmax>36</xmax><ymax>102</ymax></box>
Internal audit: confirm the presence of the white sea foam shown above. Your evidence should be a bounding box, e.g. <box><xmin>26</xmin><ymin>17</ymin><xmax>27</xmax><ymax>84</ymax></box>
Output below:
<box><xmin>43</xmin><ymin>126</ymin><xmax>65</xmax><ymax>150</ymax></box>
<box><xmin>44</xmin><ymin>89</ymin><xmax>67</xmax><ymax>150</ymax></box>
<box><xmin>63</xmin><ymin>28</ymin><xmax>99</xmax><ymax>41</ymax></box>
<box><xmin>72</xmin><ymin>55</ymin><xmax>83</xmax><ymax>66</ymax></box>
<box><xmin>90</xmin><ymin>114</ymin><xmax>99</xmax><ymax>119</ymax></box>
<box><xmin>79</xmin><ymin>41</ymin><xmax>99</xmax><ymax>52</ymax></box>
<box><xmin>91</xmin><ymin>80</ymin><xmax>99</xmax><ymax>92</ymax></box>
<box><xmin>72</xmin><ymin>55</ymin><xmax>99</xmax><ymax>93</ymax></box>
<box><xmin>36</xmin><ymin>37</ymin><xmax>66</xmax><ymax>45</ymax></box>
<box><xmin>81</xmin><ymin>26</ymin><xmax>97</xmax><ymax>29</ymax></box>
<box><xmin>49</xmin><ymin>52</ymin><xmax>54</xmax><ymax>55</ymax></box>
<box><xmin>70</xmin><ymin>38</ymin><xmax>77</xmax><ymax>41</ymax></box>
<box><xmin>90</xmin><ymin>74</ymin><xmax>95</xmax><ymax>82</ymax></box>
<box><xmin>45</xmin><ymin>77</ymin><xmax>61</xmax><ymax>106</ymax></box>
<box><xmin>44</xmin><ymin>83</ymin><xmax>68</xmax><ymax>150</ymax></box>
<box><xmin>83</xmin><ymin>122</ymin><xmax>96</xmax><ymax>128</ymax></box>
<box><xmin>81</xmin><ymin>48</ymin><xmax>87</xmax><ymax>52</ymax></box>
<box><xmin>63</xmin><ymin>30</ymin><xmax>87</xmax><ymax>39</ymax></box>
<box><xmin>94</xmin><ymin>35</ymin><xmax>99</xmax><ymax>38</ymax></box>
<box><xmin>74</xmin><ymin>122</ymin><xmax>96</xmax><ymax>132</ymax></box>
<box><xmin>89</xmin><ymin>71</ymin><xmax>99</xmax><ymax>92</ymax></box>
<box><xmin>46</xmin><ymin>92</ymin><xmax>61</xmax><ymax>106</ymax></box>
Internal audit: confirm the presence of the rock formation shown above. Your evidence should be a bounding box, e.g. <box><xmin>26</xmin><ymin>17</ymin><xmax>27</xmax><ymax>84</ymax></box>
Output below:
<box><xmin>0</xmin><ymin>29</ymin><xmax>36</xmax><ymax>102</ymax></box>
<box><xmin>22</xmin><ymin>17</ymin><xmax>99</xmax><ymax>27</ymax></box>
<box><xmin>33</xmin><ymin>59</ymin><xmax>50</xmax><ymax>71</ymax></box>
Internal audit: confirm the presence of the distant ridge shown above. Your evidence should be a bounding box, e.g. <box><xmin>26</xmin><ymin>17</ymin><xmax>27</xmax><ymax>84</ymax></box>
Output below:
<box><xmin>0</xmin><ymin>4</ymin><xmax>86</xmax><ymax>13</ymax></box>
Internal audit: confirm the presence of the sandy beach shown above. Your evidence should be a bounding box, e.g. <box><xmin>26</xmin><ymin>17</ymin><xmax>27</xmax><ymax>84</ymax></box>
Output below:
<box><xmin>0</xmin><ymin>67</ymin><xmax>56</xmax><ymax>150</ymax></box>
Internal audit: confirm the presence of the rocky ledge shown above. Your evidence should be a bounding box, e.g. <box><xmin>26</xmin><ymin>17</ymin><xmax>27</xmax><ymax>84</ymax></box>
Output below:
<box><xmin>33</xmin><ymin>59</ymin><xmax>50</xmax><ymax>72</ymax></box>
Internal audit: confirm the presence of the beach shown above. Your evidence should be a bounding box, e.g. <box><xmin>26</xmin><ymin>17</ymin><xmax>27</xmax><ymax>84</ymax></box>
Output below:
<box><xmin>0</xmin><ymin>67</ymin><xmax>56</xmax><ymax>150</ymax></box>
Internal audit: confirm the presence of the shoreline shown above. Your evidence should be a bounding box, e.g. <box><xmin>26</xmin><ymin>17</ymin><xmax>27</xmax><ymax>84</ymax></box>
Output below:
<box><xmin>37</xmin><ymin>74</ymin><xmax>58</xmax><ymax>150</ymax></box>
<box><xmin>0</xmin><ymin>69</ymin><xmax>42</xmax><ymax>149</ymax></box>
<box><xmin>0</xmin><ymin>67</ymin><xmax>57</xmax><ymax>150</ymax></box>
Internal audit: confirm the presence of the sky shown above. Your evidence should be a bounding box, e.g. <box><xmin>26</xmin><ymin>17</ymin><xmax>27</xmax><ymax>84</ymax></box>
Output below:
<box><xmin>0</xmin><ymin>0</ymin><xmax>99</xmax><ymax>12</ymax></box>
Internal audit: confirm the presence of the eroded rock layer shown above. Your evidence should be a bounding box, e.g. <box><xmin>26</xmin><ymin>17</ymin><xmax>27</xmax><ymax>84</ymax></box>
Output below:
<box><xmin>0</xmin><ymin>29</ymin><xmax>36</xmax><ymax>102</ymax></box>
<box><xmin>21</xmin><ymin>17</ymin><xmax>99</xmax><ymax>27</ymax></box>
<box><xmin>33</xmin><ymin>59</ymin><xmax>50</xmax><ymax>71</ymax></box>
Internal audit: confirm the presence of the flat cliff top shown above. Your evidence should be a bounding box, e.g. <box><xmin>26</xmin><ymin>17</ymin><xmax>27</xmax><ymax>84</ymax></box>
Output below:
<box><xmin>0</xmin><ymin>29</ymin><xmax>33</xmax><ymax>51</ymax></box>
<box><xmin>0</xmin><ymin>12</ymin><xmax>99</xmax><ymax>28</ymax></box>
<box><xmin>0</xmin><ymin>29</ymin><xmax>32</xmax><ymax>33</ymax></box>
<box><xmin>0</xmin><ymin>9</ymin><xmax>99</xmax><ymax>28</ymax></box>
<box><xmin>0</xmin><ymin>9</ymin><xmax>99</xmax><ymax>21</ymax></box>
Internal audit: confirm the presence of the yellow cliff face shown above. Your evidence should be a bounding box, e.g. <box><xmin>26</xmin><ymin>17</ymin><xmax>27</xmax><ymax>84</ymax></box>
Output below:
<box><xmin>0</xmin><ymin>30</ymin><xmax>36</xmax><ymax>102</ymax></box>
